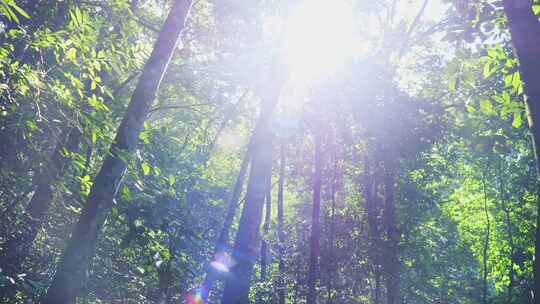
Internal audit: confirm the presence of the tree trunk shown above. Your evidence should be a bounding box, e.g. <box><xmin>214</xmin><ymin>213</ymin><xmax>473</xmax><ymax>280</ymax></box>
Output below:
<box><xmin>504</xmin><ymin>205</ymin><xmax>515</xmax><ymax>304</ymax></box>
<box><xmin>257</xmin><ymin>165</ymin><xmax>272</xmax><ymax>304</ymax></box>
<box><xmin>201</xmin><ymin>90</ymin><xmax>281</xmax><ymax>300</ymax></box>
<box><xmin>502</xmin><ymin>2</ymin><xmax>540</xmax><ymax>302</ymax></box>
<box><xmin>0</xmin><ymin>127</ymin><xmax>79</xmax><ymax>275</ymax></box>
<box><xmin>362</xmin><ymin>156</ymin><xmax>382</xmax><ymax>304</ymax></box>
<box><xmin>201</xmin><ymin>88</ymin><xmax>275</xmax><ymax>300</ymax></box>
<box><xmin>307</xmin><ymin>128</ymin><xmax>322</xmax><ymax>304</ymax></box>
<box><xmin>496</xmin><ymin>161</ymin><xmax>515</xmax><ymax>304</ymax></box>
<box><xmin>41</xmin><ymin>1</ymin><xmax>193</xmax><ymax>303</ymax></box>
<box><xmin>200</xmin><ymin>152</ymin><xmax>250</xmax><ymax>300</ymax></box>
<box><xmin>327</xmin><ymin>143</ymin><xmax>338</xmax><ymax>304</ymax></box>
<box><xmin>277</xmin><ymin>143</ymin><xmax>286</xmax><ymax>304</ymax></box>
<box><xmin>500</xmin><ymin>177</ymin><xmax>514</xmax><ymax>304</ymax></box>
<box><xmin>221</xmin><ymin>127</ymin><xmax>273</xmax><ymax>304</ymax></box>
<box><xmin>221</xmin><ymin>55</ymin><xmax>284</xmax><ymax>304</ymax></box>
<box><xmin>374</xmin><ymin>273</ymin><xmax>381</xmax><ymax>304</ymax></box>
<box><xmin>382</xmin><ymin>158</ymin><xmax>399</xmax><ymax>304</ymax></box>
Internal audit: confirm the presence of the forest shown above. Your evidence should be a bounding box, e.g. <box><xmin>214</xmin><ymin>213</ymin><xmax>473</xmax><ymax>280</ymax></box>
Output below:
<box><xmin>1</xmin><ymin>0</ymin><xmax>540</xmax><ymax>303</ymax></box>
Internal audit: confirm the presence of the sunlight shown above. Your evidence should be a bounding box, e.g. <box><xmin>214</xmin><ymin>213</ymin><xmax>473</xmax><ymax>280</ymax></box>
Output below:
<box><xmin>283</xmin><ymin>0</ymin><xmax>358</xmax><ymax>80</ymax></box>
<box><xmin>209</xmin><ymin>252</ymin><xmax>235</xmax><ymax>273</ymax></box>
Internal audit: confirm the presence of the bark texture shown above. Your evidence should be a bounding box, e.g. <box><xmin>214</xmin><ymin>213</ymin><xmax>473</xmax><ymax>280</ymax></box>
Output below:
<box><xmin>501</xmin><ymin>2</ymin><xmax>540</xmax><ymax>302</ymax></box>
<box><xmin>221</xmin><ymin>58</ymin><xmax>284</xmax><ymax>304</ymax></box>
<box><xmin>41</xmin><ymin>1</ymin><xmax>193</xmax><ymax>303</ymax></box>
<box><xmin>221</xmin><ymin>128</ymin><xmax>273</xmax><ymax>304</ymax></box>
<box><xmin>201</xmin><ymin>94</ymin><xmax>278</xmax><ymax>300</ymax></box>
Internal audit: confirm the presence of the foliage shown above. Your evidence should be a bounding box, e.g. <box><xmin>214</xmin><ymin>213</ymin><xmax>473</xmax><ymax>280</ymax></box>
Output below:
<box><xmin>0</xmin><ymin>0</ymin><xmax>538</xmax><ymax>303</ymax></box>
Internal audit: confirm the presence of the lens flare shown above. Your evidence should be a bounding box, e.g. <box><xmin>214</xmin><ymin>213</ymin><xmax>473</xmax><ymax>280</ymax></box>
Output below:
<box><xmin>185</xmin><ymin>291</ymin><xmax>204</xmax><ymax>304</ymax></box>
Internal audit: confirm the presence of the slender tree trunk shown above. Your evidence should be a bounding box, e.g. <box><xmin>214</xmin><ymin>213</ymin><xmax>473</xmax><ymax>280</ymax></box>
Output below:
<box><xmin>157</xmin><ymin>260</ymin><xmax>173</xmax><ymax>304</ymax></box>
<box><xmin>382</xmin><ymin>158</ymin><xmax>399</xmax><ymax>304</ymax></box>
<box><xmin>497</xmin><ymin>163</ymin><xmax>514</xmax><ymax>304</ymax></box>
<box><xmin>362</xmin><ymin>156</ymin><xmax>382</xmax><ymax>304</ymax></box>
<box><xmin>201</xmin><ymin>92</ymin><xmax>279</xmax><ymax>300</ymax></box>
<box><xmin>502</xmin><ymin>2</ymin><xmax>540</xmax><ymax>302</ymax></box>
<box><xmin>375</xmin><ymin>273</ymin><xmax>381</xmax><ymax>304</ymax></box>
<box><xmin>221</xmin><ymin>56</ymin><xmax>284</xmax><ymax>304</ymax></box>
<box><xmin>221</xmin><ymin>127</ymin><xmax>273</xmax><ymax>304</ymax></box>
<box><xmin>257</xmin><ymin>166</ymin><xmax>272</xmax><ymax>304</ymax></box>
<box><xmin>277</xmin><ymin>143</ymin><xmax>286</xmax><ymax>304</ymax></box>
<box><xmin>327</xmin><ymin>145</ymin><xmax>338</xmax><ymax>304</ymax></box>
<box><xmin>326</xmin><ymin>175</ymin><xmax>337</xmax><ymax>304</ymax></box>
<box><xmin>482</xmin><ymin>170</ymin><xmax>491</xmax><ymax>304</ymax></box>
<box><xmin>0</xmin><ymin>128</ymin><xmax>79</xmax><ymax>275</ymax></box>
<box><xmin>307</xmin><ymin>128</ymin><xmax>322</xmax><ymax>304</ymax></box>
<box><xmin>200</xmin><ymin>153</ymin><xmax>250</xmax><ymax>300</ymax></box>
<box><xmin>41</xmin><ymin>2</ymin><xmax>193</xmax><ymax>303</ymax></box>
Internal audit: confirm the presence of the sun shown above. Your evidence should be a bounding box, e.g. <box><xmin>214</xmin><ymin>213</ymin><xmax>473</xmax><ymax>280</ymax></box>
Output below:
<box><xmin>283</xmin><ymin>0</ymin><xmax>358</xmax><ymax>80</ymax></box>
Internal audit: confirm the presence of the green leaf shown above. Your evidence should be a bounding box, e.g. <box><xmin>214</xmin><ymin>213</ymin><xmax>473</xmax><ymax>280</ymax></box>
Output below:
<box><xmin>88</xmin><ymin>94</ymin><xmax>109</xmax><ymax>111</ymax></box>
<box><xmin>9</xmin><ymin>2</ymin><xmax>29</xmax><ymax>19</ymax></box>
<box><xmin>466</xmin><ymin>105</ymin><xmax>476</xmax><ymax>113</ymax></box>
<box><xmin>480</xmin><ymin>99</ymin><xmax>497</xmax><ymax>116</ymax></box>
<box><xmin>512</xmin><ymin>110</ymin><xmax>523</xmax><ymax>128</ymax></box>
<box><xmin>121</xmin><ymin>186</ymin><xmax>132</xmax><ymax>201</ymax></box>
<box><xmin>168</xmin><ymin>175</ymin><xmax>176</xmax><ymax>186</ymax></box>
<box><xmin>139</xmin><ymin>131</ymin><xmax>150</xmax><ymax>144</ymax></box>
<box><xmin>483</xmin><ymin>61</ymin><xmax>493</xmax><ymax>79</ymax></box>
<box><xmin>66</xmin><ymin>48</ymin><xmax>77</xmax><ymax>62</ymax></box>
<box><xmin>511</xmin><ymin>72</ymin><xmax>521</xmax><ymax>92</ymax></box>
<box><xmin>493</xmin><ymin>95</ymin><xmax>505</xmax><ymax>104</ymax></box>
<box><xmin>504</xmin><ymin>74</ymin><xmax>513</xmax><ymax>88</ymax></box>
<box><xmin>26</xmin><ymin>120</ymin><xmax>38</xmax><ymax>131</ymax></box>
<box><xmin>75</xmin><ymin>7</ymin><xmax>83</xmax><ymax>25</ymax></box>
<box><xmin>448</xmin><ymin>76</ymin><xmax>456</xmax><ymax>92</ymax></box>
<box><xmin>141</xmin><ymin>162</ymin><xmax>151</xmax><ymax>175</ymax></box>
<box><xmin>502</xmin><ymin>91</ymin><xmax>511</xmax><ymax>104</ymax></box>
<box><xmin>533</xmin><ymin>4</ymin><xmax>540</xmax><ymax>15</ymax></box>
<box><xmin>2</xmin><ymin>3</ymin><xmax>19</xmax><ymax>23</ymax></box>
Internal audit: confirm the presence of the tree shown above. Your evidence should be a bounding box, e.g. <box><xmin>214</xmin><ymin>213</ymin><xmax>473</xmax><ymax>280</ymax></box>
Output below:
<box><xmin>382</xmin><ymin>154</ymin><xmax>400</xmax><ymax>304</ymax></box>
<box><xmin>200</xmin><ymin>152</ymin><xmax>250</xmax><ymax>301</ymax></box>
<box><xmin>362</xmin><ymin>154</ymin><xmax>383</xmax><ymax>304</ymax></box>
<box><xmin>307</xmin><ymin>123</ymin><xmax>322</xmax><ymax>304</ymax></box>
<box><xmin>41</xmin><ymin>1</ymin><xmax>194</xmax><ymax>302</ymax></box>
<box><xmin>257</xmin><ymin>160</ymin><xmax>272</xmax><ymax>304</ymax></box>
<box><xmin>220</xmin><ymin>49</ymin><xmax>285</xmax><ymax>302</ymax></box>
<box><xmin>277</xmin><ymin>143</ymin><xmax>287</xmax><ymax>304</ymax></box>
<box><xmin>221</xmin><ymin>126</ymin><xmax>273</xmax><ymax>303</ymax></box>
<box><xmin>0</xmin><ymin>128</ymin><xmax>79</xmax><ymax>275</ymax></box>
<box><xmin>501</xmin><ymin>2</ymin><xmax>540</xmax><ymax>302</ymax></box>
<box><xmin>1</xmin><ymin>1</ymin><xmax>540</xmax><ymax>303</ymax></box>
